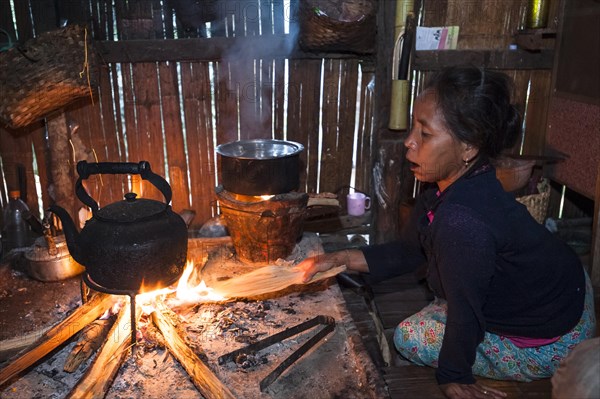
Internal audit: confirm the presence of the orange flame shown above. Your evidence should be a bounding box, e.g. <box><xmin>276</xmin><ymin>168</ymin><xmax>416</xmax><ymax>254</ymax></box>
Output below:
<box><xmin>134</xmin><ymin>260</ymin><xmax>226</xmax><ymax>312</ymax></box>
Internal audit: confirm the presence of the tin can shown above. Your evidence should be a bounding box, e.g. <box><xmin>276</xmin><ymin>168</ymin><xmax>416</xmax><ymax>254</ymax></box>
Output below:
<box><xmin>526</xmin><ymin>0</ymin><xmax>549</xmax><ymax>29</ymax></box>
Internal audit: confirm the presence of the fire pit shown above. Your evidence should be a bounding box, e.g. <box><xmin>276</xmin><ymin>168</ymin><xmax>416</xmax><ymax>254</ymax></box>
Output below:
<box><xmin>0</xmin><ymin>234</ymin><xmax>387</xmax><ymax>398</ymax></box>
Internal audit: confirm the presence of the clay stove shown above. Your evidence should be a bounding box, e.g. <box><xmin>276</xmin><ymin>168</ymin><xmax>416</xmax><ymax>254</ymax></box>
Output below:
<box><xmin>215</xmin><ymin>139</ymin><xmax>309</xmax><ymax>264</ymax></box>
<box><xmin>216</xmin><ymin>187</ymin><xmax>308</xmax><ymax>264</ymax></box>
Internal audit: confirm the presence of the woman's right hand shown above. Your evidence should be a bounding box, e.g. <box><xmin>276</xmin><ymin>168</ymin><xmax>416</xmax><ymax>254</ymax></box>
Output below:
<box><xmin>298</xmin><ymin>249</ymin><xmax>368</xmax><ymax>283</ymax></box>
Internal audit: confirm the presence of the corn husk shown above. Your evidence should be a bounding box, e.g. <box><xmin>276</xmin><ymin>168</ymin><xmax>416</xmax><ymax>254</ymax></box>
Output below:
<box><xmin>211</xmin><ymin>265</ymin><xmax>347</xmax><ymax>298</ymax></box>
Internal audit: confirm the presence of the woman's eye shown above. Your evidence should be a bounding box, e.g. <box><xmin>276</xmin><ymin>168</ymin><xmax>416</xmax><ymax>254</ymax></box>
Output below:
<box><xmin>421</xmin><ymin>131</ymin><xmax>431</xmax><ymax>139</ymax></box>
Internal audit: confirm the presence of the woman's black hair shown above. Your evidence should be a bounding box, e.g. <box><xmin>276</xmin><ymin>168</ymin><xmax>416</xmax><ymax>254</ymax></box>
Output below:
<box><xmin>423</xmin><ymin>66</ymin><xmax>521</xmax><ymax>158</ymax></box>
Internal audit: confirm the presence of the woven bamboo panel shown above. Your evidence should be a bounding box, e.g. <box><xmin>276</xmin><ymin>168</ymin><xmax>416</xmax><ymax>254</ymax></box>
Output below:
<box><xmin>0</xmin><ymin>25</ymin><xmax>97</xmax><ymax>129</ymax></box>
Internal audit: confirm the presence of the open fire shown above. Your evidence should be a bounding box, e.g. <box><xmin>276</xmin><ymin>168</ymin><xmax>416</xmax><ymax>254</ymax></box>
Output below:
<box><xmin>0</xmin><ymin>238</ymin><xmax>362</xmax><ymax>399</ymax></box>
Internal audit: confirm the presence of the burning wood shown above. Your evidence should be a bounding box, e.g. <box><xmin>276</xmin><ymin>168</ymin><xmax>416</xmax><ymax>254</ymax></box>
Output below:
<box><xmin>151</xmin><ymin>300</ymin><xmax>236</xmax><ymax>399</ymax></box>
<box><xmin>67</xmin><ymin>298</ymin><xmax>137</xmax><ymax>398</ymax></box>
<box><xmin>0</xmin><ymin>293</ymin><xmax>119</xmax><ymax>386</ymax></box>
<box><xmin>63</xmin><ymin>318</ymin><xmax>114</xmax><ymax>373</ymax></box>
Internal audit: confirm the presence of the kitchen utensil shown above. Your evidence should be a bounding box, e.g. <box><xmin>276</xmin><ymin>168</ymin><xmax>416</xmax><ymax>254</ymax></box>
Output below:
<box><xmin>25</xmin><ymin>235</ymin><xmax>85</xmax><ymax>281</ymax></box>
<box><xmin>218</xmin><ymin>315</ymin><xmax>335</xmax><ymax>391</ymax></box>
<box><xmin>216</xmin><ymin>139</ymin><xmax>304</xmax><ymax>195</ymax></box>
<box><xmin>49</xmin><ymin>161</ymin><xmax>188</xmax><ymax>293</ymax></box>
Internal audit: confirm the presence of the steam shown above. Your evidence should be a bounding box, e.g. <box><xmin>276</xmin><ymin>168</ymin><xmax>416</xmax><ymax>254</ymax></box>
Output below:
<box><xmin>217</xmin><ymin>0</ymin><xmax>300</xmax><ymax>141</ymax></box>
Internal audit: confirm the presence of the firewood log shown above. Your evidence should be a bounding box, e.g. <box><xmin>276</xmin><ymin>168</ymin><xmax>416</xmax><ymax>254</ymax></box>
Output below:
<box><xmin>0</xmin><ymin>293</ymin><xmax>118</xmax><ymax>387</ymax></box>
<box><xmin>151</xmin><ymin>301</ymin><xmax>236</xmax><ymax>399</ymax></box>
<box><xmin>67</xmin><ymin>298</ymin><xmax>137</xmax><ymax>399</ymax></box>
<box><xmin>63</xmin><ymin>318</ymin><xmax>114</xmax><ymax>373</ymax></box>
<box><xmin>0</xmin><ymin>326</ymin><xmax>51</xmax><ymax>362</ymax></box>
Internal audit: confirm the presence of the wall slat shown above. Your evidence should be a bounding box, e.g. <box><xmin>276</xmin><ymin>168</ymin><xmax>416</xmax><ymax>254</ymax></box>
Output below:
<box><xmin>244</xmin><ymin>0</ymin><xmax>260</xmax><ymax>36</ymax></box>
<box><xmin>180</xmin><ymin>61</ymin><xmax>216</xmax><ymax>227</ymax></box>
<box><xmin>94</xmin><ymin>64</ymin><xmax>127</xmax><ymax>205</ymax></box>
<box><xmin>130</xmin><ymin>62</ymin><xmax>165</xmax><ymax>201</ymax></box>
<box><xmin>355</xmin><ymin>71</ymin><xmax>375</xmax><ymax>193</ymax></box>
<box><xmin>319</xmin><ymin>59</ymin><xmax>344</xmax><ymax>192</ymax></box>
<box><xmin>159</xmin><ymin>62</ymin><xmax>191</xmax><ymax>212</ymax></box>
<box><xmin>522</xmin><ymin>70</ymin><xmax>552</xmax><ymax>156</ymax></box>
<box><xmin>215</xmin><ymin>61</ymin><xmax>239</xmax><ymax>143</ymax></box>
<box><xmin>287</xmin><ymin>59</ymin><xmax>322</xmax><ymax>193</ymax></box>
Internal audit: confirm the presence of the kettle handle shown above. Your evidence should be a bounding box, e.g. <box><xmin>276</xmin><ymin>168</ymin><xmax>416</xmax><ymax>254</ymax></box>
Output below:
<box><xmin>75</xmin><ymin>161</ymin><xmax>172</xmax><ymax>212</ymax></box>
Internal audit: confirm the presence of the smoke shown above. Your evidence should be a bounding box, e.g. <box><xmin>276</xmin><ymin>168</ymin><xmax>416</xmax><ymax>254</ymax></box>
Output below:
<box><xmin>216</xmin><ymin>0</ymin><xmax>300</xmax><ymax>141</ymax></box>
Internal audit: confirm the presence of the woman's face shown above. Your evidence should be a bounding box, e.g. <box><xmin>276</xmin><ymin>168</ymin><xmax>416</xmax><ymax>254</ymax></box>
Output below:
<box><xmin>405</xmin><ymin>90</ymin><xmax>476</xmax><ymax>192</ymax></box>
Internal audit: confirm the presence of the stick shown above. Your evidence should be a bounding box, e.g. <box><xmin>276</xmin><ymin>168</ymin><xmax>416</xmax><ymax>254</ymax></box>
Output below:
<box><xmin>0</xmin><ymin>293</ymin><xmax>118</xmax><ymax>387</ymax></box>
<box><xmin>0</xmin><ymin>327</ymin><xmax>51</xmax><ymax>361</ymax></box>
<box><xmin>67</xmin><ymin>298</ymin><xmax>134</xmax><ymax>399</ymax></box>
<box><xmin>151</xmin><ymin>301</ymin><xmax>236</xmax><ymax>399</ymax></box>
<box><xmin>63</xmin><ymin>318</ymin><xmax>114</xmax><ymax>373</ymax></box>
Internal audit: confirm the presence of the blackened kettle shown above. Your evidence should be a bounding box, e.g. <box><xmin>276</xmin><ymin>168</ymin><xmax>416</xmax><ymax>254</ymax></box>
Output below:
<box><xmin>50</xmin><ymin>161</ymin><xmax>188</xmax><ymax>293</ymax></box>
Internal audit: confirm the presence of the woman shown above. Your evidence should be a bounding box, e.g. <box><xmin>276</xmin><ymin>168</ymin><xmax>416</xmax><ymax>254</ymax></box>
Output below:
<box><xmin>299</xmin><ymin>66</ymin><xmax>596</xmax><ymax>399</ymax></box>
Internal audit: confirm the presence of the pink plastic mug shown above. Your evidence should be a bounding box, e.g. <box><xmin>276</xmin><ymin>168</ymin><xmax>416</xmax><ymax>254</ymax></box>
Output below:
<box><xmin>347</xmin><ymin>192</ymin><xmax>371</xmax><ymax>216</ymax></box>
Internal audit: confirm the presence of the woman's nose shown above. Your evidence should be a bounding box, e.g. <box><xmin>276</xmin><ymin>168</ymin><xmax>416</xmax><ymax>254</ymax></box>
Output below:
<box><xmin>405</xmin><ymin>131</ymin><xmax>417</xmax><ymax>150</ymax></box>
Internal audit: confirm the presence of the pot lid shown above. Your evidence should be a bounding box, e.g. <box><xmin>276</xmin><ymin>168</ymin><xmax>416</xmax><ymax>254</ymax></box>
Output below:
<box><xmin>216</xmin><ymin>139</ymin><xmax>304</xmax><ymax>160</ymax></box>
<box><xmin>95</xmin><ymin>193</ymin><xmax>166</xmax><ymax>222</ymax></box>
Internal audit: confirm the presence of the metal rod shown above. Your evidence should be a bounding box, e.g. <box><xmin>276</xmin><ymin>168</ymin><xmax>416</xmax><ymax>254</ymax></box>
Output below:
<box><xmin>130</xmin><ymin>294</ymin><xmax>137</xmax><ymax>348</ymax></box>
<box><xmin>218</xmin><ymin>315</ymin><xmax>335</xmax><ymax>391</ymax></box>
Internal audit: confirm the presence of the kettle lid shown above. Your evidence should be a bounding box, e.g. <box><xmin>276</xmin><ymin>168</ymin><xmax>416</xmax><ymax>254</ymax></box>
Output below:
<box><xmin>95</xmin><ymin>193</ymin><xmax>166</xmax><ymax>222</ymax></box>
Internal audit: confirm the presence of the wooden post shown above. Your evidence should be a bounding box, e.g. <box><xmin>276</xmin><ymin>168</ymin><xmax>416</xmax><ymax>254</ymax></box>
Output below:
<box><xmin>151</xmin><ymin>301</ymin><xmax>236</xmax><ymax>399</ymax></box>
<box><xmin>0</xmin><ymin>293</ymin><xmax>118</xmax><ymax>386</ymax></box>
<box><xmin>46</xmin><ymin>112</ymin><xmax>77</xmax><ymax>223</ymax></box>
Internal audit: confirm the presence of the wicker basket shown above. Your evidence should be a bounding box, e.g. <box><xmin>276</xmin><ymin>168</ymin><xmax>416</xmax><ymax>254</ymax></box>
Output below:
<box><xmin>0</xmin><ymin>25</ymin><xmax>97</xmax><ymax>129</ymax></box>
<box><xmin>516</xmin><ymin>179</ymin><xmax>550</xmax><ymax>224</ymax></box>
<box><xmin>298</xmin><ymin>0</ymin><xmax>377</xmax><ymax>54</ymax></box>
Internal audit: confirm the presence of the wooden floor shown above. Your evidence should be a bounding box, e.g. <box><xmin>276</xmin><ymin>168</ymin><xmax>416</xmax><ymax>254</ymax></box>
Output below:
<box><xmin>340</xmin><ymin>273</ymin><xmax>600</xmax><ymax>399</ymax></box>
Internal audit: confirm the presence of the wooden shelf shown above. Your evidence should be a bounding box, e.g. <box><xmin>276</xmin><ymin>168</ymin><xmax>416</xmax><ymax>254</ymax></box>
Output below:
<box><xmin>95</xmin><ymin>36</ymin><xmax>372</xmax><ymax>63</ymax></box>
<box><xmin>515</xmin><ymin>29</ymin><xmax>557</xmax><ymax>51</ymax></box>
<box><xmin>413</xmin><ymin>49</ymin><xmax>554</xmax><ymax>71</ymax></box>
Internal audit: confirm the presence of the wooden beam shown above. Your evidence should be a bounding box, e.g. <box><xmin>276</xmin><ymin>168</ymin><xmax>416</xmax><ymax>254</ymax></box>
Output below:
<box><xmin>151</xmin><ymin>301</ymin><xmax>236</xmax><ymax>399</ymax></box>
<box><xmin>94</xmin><ymin>36</ymin><xmax>372</xmax><ymax>63</ymax></box>
<box><xmin>413</xmin><ymin>49</ymin><xmax>555</xmax><ymax>70</ymax></box>
<box><xmin>0</xmin><ymin>293</ymin><xmax>118</xmax><ymax>386</ymax></box>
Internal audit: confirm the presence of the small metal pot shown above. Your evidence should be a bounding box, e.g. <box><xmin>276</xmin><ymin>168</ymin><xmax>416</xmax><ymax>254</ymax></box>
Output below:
<box><xmin>216</xmin><ymin>139</ymin><xmax>304</xmax><ymax>195</ymax></box>
<box><xmin>25</xmin><ymin>235</ymin><xmax>85</xmax><ymax>282</ymax></box>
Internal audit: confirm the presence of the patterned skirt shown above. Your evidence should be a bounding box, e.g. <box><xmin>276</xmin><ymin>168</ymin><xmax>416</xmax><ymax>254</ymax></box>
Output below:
<box><xmin>393</xmin><ymin>270</ymin><xmax>597</xmax><ymax>381</ymax></box>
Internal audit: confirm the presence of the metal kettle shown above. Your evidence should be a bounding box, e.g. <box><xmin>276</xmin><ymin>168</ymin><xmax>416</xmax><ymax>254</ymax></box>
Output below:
<box><xmin>50</xmin><ymin>161</ymin><xmax>188</xmax><ymax>293</ymax></box>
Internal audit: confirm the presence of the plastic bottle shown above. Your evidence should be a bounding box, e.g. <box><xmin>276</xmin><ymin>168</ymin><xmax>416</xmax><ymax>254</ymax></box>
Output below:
<box><xmin>1</xmin><ymin>190</ymin><xmax>33</xmax><ymax>252</ymax></box>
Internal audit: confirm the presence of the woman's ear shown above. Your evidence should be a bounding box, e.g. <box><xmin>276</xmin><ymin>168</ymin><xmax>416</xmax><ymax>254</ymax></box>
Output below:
<box><xmin>462</xmin><ymin>144</ymin><xmax>479</xmax><ymax>163</ymax></box>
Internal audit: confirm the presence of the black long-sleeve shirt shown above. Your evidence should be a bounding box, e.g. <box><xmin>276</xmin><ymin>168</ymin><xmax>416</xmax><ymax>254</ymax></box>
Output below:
<box><xmin>361</xmin><ymin>161</ymin><xmax>585</xmax><ymax>385</ymax></box>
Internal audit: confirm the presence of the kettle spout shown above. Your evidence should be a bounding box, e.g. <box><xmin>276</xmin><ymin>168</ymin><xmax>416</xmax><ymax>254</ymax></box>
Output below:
<box><xmin>48</xmin><ymin>205</ymin><xmax>84</xmax><ymax>265</ymax></box>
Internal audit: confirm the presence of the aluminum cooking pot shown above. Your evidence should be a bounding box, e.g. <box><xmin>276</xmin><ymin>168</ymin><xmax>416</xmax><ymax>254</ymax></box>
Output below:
<box><xmin>216</xmin><ymin>139</ymin><xmax>304</xmax><ymax>196</ymax></box>
<box><xmin>49</xmin><ymin>161</ymin><xmax>188</xmax><ymax>293</ymax></box>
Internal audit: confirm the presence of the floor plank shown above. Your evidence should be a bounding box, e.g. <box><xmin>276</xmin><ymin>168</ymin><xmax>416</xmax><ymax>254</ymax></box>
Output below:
<box><xmin>341</xmin><ymin>272</ymin><xmax>600</xmax><ymax>399</ymax></box>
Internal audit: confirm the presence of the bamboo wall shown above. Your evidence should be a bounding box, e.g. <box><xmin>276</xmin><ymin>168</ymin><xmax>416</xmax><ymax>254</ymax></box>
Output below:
<box><xmin>0</xmin><ymin>0</ymin><xmax>374</xmax><ymax>231</ymax></box>
<box><xmin>1</xmin><ymin>0</ymin><xmax>566</xmax><ymax>241</ymax></box>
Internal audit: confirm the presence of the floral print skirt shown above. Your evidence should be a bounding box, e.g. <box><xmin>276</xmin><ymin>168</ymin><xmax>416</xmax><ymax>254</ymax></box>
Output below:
<box><xmin>393</xmin><ymin>270</ymin><xmax>597</xmax><ymax>381</ymax></box>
